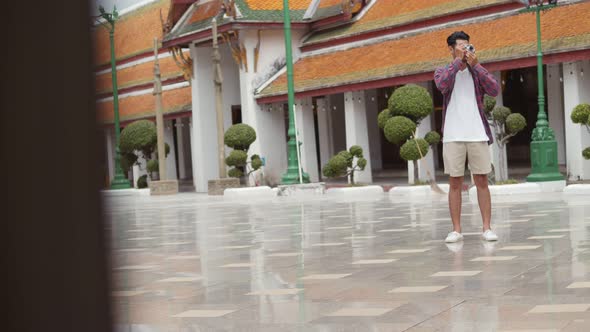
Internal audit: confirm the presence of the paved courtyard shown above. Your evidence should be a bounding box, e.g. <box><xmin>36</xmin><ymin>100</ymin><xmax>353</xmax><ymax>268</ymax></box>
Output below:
<box><xmin>106</xmin><ymin>191</ymin><xmax>590</xmax><ymax>332</ymax></box>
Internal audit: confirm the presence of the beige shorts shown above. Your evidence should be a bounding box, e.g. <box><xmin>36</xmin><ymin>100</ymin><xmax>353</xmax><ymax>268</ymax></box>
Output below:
<box><xmin>443</xmin><ymin>142</ymin><xmax>491</xmax><ymax>177</ymax></box>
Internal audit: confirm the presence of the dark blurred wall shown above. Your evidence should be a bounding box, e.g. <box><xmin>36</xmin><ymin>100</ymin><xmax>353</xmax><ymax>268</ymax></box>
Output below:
<box><xmin>1</xmin><ymin>1</ymin><xmax>112</xmax><ymax>331</ymax></box>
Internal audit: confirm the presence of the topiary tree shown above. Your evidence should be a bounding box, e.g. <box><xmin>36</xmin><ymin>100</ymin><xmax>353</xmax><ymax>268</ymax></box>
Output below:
<box><xmin>137</xmin><ymin>174</ymin><xmax>148</xmax><ymax>189</ymax></box>
<box><xmin>483</xmin><ymin>95</ymin><xmax>527</xmax><ymax>182</ymax></box>
<box><xmin>224</xmin><ymin>124</ymin><xmax>262</xmax><ymax>184</ymax></box>
<box><xmin>119</xmin><ymin>120</ymin><xmax>170</xmax><ymax>181</ymax></box>
<box><xmin>322</xmin><ymin>145</ymin><xmax>367</xmax><ymax>185</ymax></box>
<box><xmin>571</xmin><ymin>103</ymin><xmax>590</xmax><ymax>160</ymax></box>
<box><xmin>378</xmin><ymin>84</ymin><xmax>440</xmax><ymax>185</ymax></box>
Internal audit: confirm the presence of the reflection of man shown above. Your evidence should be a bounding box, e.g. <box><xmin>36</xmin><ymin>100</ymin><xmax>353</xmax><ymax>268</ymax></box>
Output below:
<box><xmin>434</xmin><ymin>31</ymin><xmax>500</xmax><ymax>243</ymax></box>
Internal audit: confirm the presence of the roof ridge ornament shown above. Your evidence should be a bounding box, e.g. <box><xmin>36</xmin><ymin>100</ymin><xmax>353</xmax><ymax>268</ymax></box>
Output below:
<box><xmin>221</xmin><ymin>0</ymin><xmax>237</xmax><ymax>20</ymax></box>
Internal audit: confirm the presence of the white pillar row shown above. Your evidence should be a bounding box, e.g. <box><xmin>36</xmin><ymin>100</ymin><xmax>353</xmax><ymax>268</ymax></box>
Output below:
<box><xmin>490</xmin><ymin>71</ymin><xmax>508</xmax><ymax>181</ymax></box>
<box><xmin>563</xmin><ymin>60</ymin><xmax>590</xmax><ymax>180</ymax></box>
<box><xmin>104</xmin><ymin>128</ymin><xmax>115</xmax><ymax>182</ymax></box>
<box><xmin>176</xmin><ymin>117</ymin><xmax>187</xmax><ymax>180</ymax></box>
<box><xmin>546</xmin><ymin>64</ymin><xmax>567</xmax><ymax>165</ymax></box>
<box><xmin>164</xmin><ymin>119</ymin><xmax>177</xmax><ymax>180</ymax></box>
<box><xmin>316</xmin><ymin>98</ymin><xmax>334</xmax><ymax>175</ymax></box>
<box><xmin>344</xmin><ymin>91</ymin><xmax>373</xmax><ymax>184</ymax></box>
<box><xmin>365</xmin><ymin>89</ymin><xmax>383</xmax><ymax>170</ymax></box>
<box><xmin>295</xmin><ymin>97</ymin><xmax>320</xmax><ymax>182</ymax></box>
<box><xmin>413</xmin><ymin>82</ymin><xmax>435</xmax><ymax>182</ymax></box>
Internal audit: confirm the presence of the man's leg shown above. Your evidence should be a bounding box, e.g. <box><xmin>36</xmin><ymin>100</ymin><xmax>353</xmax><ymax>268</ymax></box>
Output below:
<box><xmin>467</xmin><ymin>142</ymin><xmax>493</xmax><ymax>232</ymax></box>
<box><xmin>473</xmin><ymin>174</ymin><xmax>492</xmax><ymax>231</ymax></box>
<box><xmin>449</xmin><ymin>176</ymin><xmax>464</xmax><ymax>233</ymax></box>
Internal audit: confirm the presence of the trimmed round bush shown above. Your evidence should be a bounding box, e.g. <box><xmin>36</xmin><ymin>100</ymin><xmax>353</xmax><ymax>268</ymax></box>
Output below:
<box><xmin>399</xmin><ymin>138</ymin><xmax>429</xmax><ymax>161</ymax></box>
<box><xmin>120</xmin><ymin>152</ymin><xmax>138</xmax><ymax>173</ymax></box>
<box><xmin>384</xmin><ymin>116</ymin><xmax>416</xmax><ymax>145</ymax></box>
<box><xmin>357</xmin><ymin>157</ymin><xmax>367</xmax><ymax>170</ymax></box>
<box><xmin>571</xmin><ymin>103</ymin><xmax>590</xmax><ymax>124</ymax></box>
<box><xmin>492</xmin><ymin>106</ymin><xmax>512</xmax><ymax>124</ymax></box>
<box><xmin>251</xmin><ymin>156</ymin><xmax>263</xmax><ymax>170</ymax></box>
<box><xmin>388</xmin><ymin>84</ymin><xmax>433</xmax><ymax>123</ymax></box>
<box><xmin>323</xmin><ymin>155</ymin><xmax>348</xmax><ymax>178</ymax></box>
<box><xmin>154</xmin><ymin>143</ymin><xmax>171</xmax><ymax>159</ymax></box>
<box><xmin>337</xmin><ymin>151</ymin><xmax>353</xmax><ymax>166</ymax></box>
<box><xmin>505</xmin><ymin>113</ymin><xmax>527</xmax><ymax>134</ymax></box>
<box><xmin>225</xmin><ymin>150</ymin><xmax>248</xmax><ymax>167</ymax></box>
<box><xmin>137</xmin><ymin>175</ymin><xmax>148</xmax><ymax>189</ymax></box>
<box><xmin>349</xmin><ymin>145</ymin><xmax>363</xmax><ymax>158</ymax></box>
<box><xmin>583</xmin><ymin>147</ymin><xmax>590</xmax><ymax>160</ymax></box>
<box><xmin>377</xmin><ymin>109</ymin><xmax>392</xmax><ymax>129</ymax></box>
<box><xmin>424</xmin><ymin>131</ymin><xmax>441</xmax><ymax>145</ymax></box>
<box><xmin>228</xmin><ymin>167</ymin><xmax>244</xmax><ymax>178</ymax></box>
<box><xmin>146</xmin><ymin>159</ymin><xmax>158</xmax><ymax>174</ymax></box>
<box><xmin>224</xmin><ymin>124</ymin><xmax>257</xmax><ymax>150</ymax></box>
<box><xmin>484</xmin><ymin>95</ymin><xmax>497</xmax><ymax>114</ymax></box>
<box><xmin>120</xmin><ymin>120</ymin><xmax>157</xmax><ymax>153</ymax></box>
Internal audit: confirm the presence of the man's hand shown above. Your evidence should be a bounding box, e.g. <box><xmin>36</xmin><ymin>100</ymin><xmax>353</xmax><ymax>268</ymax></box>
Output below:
<box><xmin>466</xmin><ymin>51</ymin><xmax>478</xmax><ymax>67</ymax></box>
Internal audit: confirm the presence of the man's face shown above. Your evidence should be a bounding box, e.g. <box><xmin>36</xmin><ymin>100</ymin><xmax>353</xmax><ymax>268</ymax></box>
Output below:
<box><xmin>449</xmin><ymin>39</ymin><xmax>470</xmax><ymax>62</ymax></box>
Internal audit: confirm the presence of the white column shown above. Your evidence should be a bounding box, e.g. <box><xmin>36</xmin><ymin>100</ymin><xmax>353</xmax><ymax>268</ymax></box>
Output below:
<box><xmin>176</xmin><ymin>117</ymin><xmax>187</xmax><ymax>180</ymax></box>
<box><xmin>547</xmin><ymin>64</ymin><xmax>567</xmax><ymax>165</ymax></box>
<box><xmin>104</xmin><ymin>128</ymin><xmax>115</xmax><ymax>182</ymax></box>
<box><xmin>190</xmin><ymin>44</ymin><xmax>219</xmax><ymax>192</ymax></box>
<box><xmin>365</xmin><ymin>89</ymin><xmax>383</xmax><ymax>170</ymax></box>
<box><xmin>344</xmin><ymin>91</ymin><xmax>372</xmax><ymax>184</ymax></box>
<box><xmin>188</xmin><ymin>117</ymin><xmax>194</xmax><ymax>182</ymax></box>
<box><xmin>316</xmin><ymin>98</ymin><xmax>334</xmax><ymax>175</ymax></box>
<box><xmin>239</xmin><ymin>30</ymin><xmax>303</xmax><ymax>186</ymax></box>
<box><xmin>489</xmin><ymin>71</ymin><xmax>508</xmax><ymax>181</ymax></box>
<box><xmin>295</xmin><ymin>97</ymin><xmax>319</xmax><ymax>182</ymax></box>
<box><xmin>563</xmin><ymin>60</ymin><xmax>590</xmax><ymax>180</ymax></box>
<box><xmin>164</xmin><ymin>119</ymin><xmax>177</xmax><ymax>180</ymax></box>
<box><xmin>414</xmin><ymin>82</ymin><xmax>435</xmax><ymax>181</ymax></box>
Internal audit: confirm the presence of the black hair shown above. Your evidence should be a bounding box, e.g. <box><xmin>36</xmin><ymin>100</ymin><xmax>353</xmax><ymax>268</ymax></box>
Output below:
<box><xmin>447</xmin><ymin>31</ymin><xmax>470</xmax><ymax>46</ymax></box>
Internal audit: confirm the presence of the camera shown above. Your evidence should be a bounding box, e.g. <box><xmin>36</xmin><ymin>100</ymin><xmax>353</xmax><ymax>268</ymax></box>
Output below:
<box><xmin>464</xmin><ymin>44</ymin><xmax>475</xmax><ymax>53</ymax></box>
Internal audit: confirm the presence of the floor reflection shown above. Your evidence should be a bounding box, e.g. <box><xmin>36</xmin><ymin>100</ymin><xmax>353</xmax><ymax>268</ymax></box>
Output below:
<box><xmin>106</xmin><ymin>192</ymin><xmax>590</xmax><ymax>332</ymax></box>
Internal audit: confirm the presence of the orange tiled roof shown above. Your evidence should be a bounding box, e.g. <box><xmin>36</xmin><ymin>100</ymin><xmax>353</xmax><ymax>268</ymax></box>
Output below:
<box><xmin>97</xmin><ymin>86</ymin><xmax>192</xmax><ymax>124</ymax></box>
<box><xmin>95</xmin><ymin>52</ymin><xmax>189</xmax><ymax>95</ymax></box>
<box><xmin>245</xmin><ymin>0</ymin><xmax>313</xmax><ymax>10</ymax></box>
<box><xmin>305</xmin><ymin>0</ymin><xmax>512</xmax><ymax>46</ymax></box>
<box><xmin>93</xmin><ymin>0</ymin><xmax>170</xmax><ymax>67</ymax></box>
<box><xmin>164</xmin><ymin>0</ymin><xmax>352</xmax><ymax>43</ymax></box>
<box><xmin>259</xmin><ymin>1</ymin><xmax>590</xmax><ymax>98</ymax></box>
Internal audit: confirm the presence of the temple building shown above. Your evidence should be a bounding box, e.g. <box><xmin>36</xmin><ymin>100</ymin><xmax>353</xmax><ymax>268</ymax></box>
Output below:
<box><xmin>96</xmin><ymin>0</ymin><xmax>590</xmax><ymax>191</ymax></box>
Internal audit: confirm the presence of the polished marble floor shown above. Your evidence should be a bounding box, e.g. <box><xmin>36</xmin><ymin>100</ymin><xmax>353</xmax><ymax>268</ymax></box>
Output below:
<box><xmin>105</xmin><ymin>192</ymin><xmax>590</xmax><ymax>332</ymax></box>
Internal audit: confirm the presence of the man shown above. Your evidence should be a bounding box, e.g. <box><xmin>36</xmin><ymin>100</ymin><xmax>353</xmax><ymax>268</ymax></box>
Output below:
<box><xmin>434</xmin><ymin>31</ymin><xmax>500</xmax><ymax>243</ymax></box>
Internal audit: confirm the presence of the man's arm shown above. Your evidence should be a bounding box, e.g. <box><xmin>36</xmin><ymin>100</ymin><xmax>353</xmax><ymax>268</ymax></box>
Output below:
<box><xmin>472</xmin><ymin>63</ymin><xmax>500</xmax><ymax>97</ymax></box>
<box><xmin>434</xmin><ymin>58</ymin><xmax>462</xmax><ymax>95</ymax></box>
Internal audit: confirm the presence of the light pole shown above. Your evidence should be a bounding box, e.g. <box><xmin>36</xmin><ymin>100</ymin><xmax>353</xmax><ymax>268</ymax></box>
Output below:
<box><xmin>520</xmin><ymin>0</ymin><xmax>564</xmax><ymax>182</ymax></box>
<box><xmin>97</xmin><ymin>6</ymin><xmax>131</xmax><ymax>189</ymax></box>
<box><xmin>281</xmin><ymin>0</ymin><xmax>309</xmax><ymax>184</ymax></box>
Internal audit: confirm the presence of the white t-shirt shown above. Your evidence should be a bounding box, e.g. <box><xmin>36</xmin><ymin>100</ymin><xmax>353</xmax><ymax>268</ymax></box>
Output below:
<box><xmin>443</xmin><ymin>68</ymin><xmax>488</xmax><ymax>143</ymax></box>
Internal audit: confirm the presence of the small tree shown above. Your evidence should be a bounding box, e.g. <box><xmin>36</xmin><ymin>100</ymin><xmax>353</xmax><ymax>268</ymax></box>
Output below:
<box><xmin>571</xmin><ymin>103</ymin><xmax>590</xmax><ymax>161</ymax></box>
<box><xmin>483</xmin><ymin>95</ymin><xmax>527</xmax><ymax>182</ymax></box>
<box><xmin>224</xmin><ymin>124</ymin><xmax>262</xmax><ymax>183</ymax></box>
<box><xmin>322</xmin><ymin>145</ymin><xmax>367</xmax><ymax>185</ymax></box>
<box><xmin>119</xmin><ymin>119</ymin><xmax>170</xmax><ymax>180</ymax></box>
<box><xmin>378</xmin><ymin>84</ymin><xmax>440</xmax><ymax>184</ymax></box>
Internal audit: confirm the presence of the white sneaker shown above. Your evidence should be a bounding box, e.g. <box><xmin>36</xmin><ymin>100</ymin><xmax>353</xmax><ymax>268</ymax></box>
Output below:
<box><xmin>445</xmin><ymin>231</ymin><xmax>464</xmax><ymax>243</ymax></box>
<box><xmin>482</xmin><ymin>229</ymin><xmax>498</xmax><ymax>241</ymax></box>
